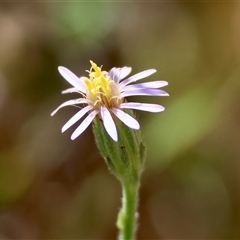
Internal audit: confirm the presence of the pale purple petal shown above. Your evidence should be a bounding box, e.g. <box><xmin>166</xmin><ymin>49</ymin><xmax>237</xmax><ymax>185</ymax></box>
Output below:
<box><xmin>121</xmin><ymin>89</ymin><xmax>169</xmax><ymax>98</ymax></box>
<box><xmin>108</xmin><ymin>67</ymin><xmax>121</xmax><ymax>82</ymax></box>
<box><xmin>121</xmin><ymin>80</ymin><xmax>168</xmax><ymax>91</ymax></box>
<box><xmin>108</xmin><ymin>67</ymin><xmax>117</xmax><ymax>80</ymax></box>
<box><xmin>108</xmin><ymin>67</ymin><xmax>115</xmax><ymax>79</ymax></box>
<box><xmin>58</xmin><ymin>66</ymin><xmax>85</xmax><ymax>91</ymax></box>
<box><xmin>120</xmin><ymin>102</ymin><xmax>165</xmax><ymax>112</ymax></box>
<box><xmin>62</xmin><ymin>105</ymin><xmax>93</xmax><ymax>133</ymax></box>
<box><xmin>119</xmin><ymin>69</ymin><xmax>156</xmax><ymax>87</ymax></box>
<box><xmin>101</xmin><ymin>106</ymin><xmax>118</xmax><ymax>141</ymax></box>
<box><xmin>51</xmin><ymin>98</ymin><xmax>88</xmax><ymax>116</ymax></box>
<box><xmin>108</xmin><ymin>67</ymin><xmax>131</xmax><ymax>82</ymax></box>
<box><xmin>62</xmin><ymin>87</ymin><xmax>81</xmax><ymax>94</ymax></box>
<box><xmin>118</xmin><ymin>67</ymin><xmax>132</xmax><ymax>81</ymax></box>
<box><xmin>111</xmin><ymin>108</ymin><xmax>140</xmax><ymax>130</ymax></box>
<box><xmin>71</xmin><ymin>110</ymin><xmax>98</xmax><ymax>140</ymax></box>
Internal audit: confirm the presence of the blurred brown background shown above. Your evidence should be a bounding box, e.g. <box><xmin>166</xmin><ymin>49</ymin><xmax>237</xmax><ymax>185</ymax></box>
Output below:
<box><xmin>0</xmin><ymin>1</ymin><xmax>240</xmax><ymax>239</ymax></box>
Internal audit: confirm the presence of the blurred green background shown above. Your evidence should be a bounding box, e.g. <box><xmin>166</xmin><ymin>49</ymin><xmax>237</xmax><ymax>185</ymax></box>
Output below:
<box><xmin>0</xmin><ymin>1</ymin><xmax>240</xmax><ymax>239</ymax></box>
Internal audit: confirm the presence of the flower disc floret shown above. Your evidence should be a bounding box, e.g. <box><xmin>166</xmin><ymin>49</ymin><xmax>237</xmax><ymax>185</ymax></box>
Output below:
<box><xmin>51</xmin><ymin>60</ymin><xmax>169</xmax><ymax>141</ymax></box>
<box><xmin>84</xmin><ymin>61</ymin><xmax>121</xmax><ymax>109</ymax></box>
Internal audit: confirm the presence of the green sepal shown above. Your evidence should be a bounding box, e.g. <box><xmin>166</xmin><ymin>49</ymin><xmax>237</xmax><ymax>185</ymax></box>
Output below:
<box><xmin>92</xmin><ymin>109</ymin><xmax>146</xmax><ymax>182</ymax></box>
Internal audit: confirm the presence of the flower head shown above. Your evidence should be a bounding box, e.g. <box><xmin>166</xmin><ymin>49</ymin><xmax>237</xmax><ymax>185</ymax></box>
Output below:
<box><xmin>51</xmin><ymin>61</ymin><xmax>169</xmax><ymax>141</ymax></box>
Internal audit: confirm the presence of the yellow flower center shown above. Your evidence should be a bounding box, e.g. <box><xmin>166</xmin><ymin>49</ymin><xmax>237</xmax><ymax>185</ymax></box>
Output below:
<box><xmin>84</xmin><ymin>61</ymin><xmax>121</xmax><ymax>109</ymax></box>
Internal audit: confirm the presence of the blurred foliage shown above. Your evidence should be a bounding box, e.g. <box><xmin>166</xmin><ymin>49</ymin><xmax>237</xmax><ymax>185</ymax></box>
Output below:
<box><xmin>0</xmin><ymin>2</ymin><xmax>240</xmax><ymax>239</ymax></box>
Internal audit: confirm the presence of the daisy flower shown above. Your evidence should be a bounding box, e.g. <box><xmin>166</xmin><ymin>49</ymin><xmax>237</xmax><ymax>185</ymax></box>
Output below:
<box><xmin>51</xmin><ymin>60</ymin><xmax>168</xmax><ymax>142</ymax></box>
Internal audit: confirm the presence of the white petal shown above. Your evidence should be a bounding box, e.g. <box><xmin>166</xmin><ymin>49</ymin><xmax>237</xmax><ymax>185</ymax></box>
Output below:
<box><xmin>101</xmin><ymin>106</ymin><xmax>118</xmax><ymax>142</ymax></box>
<box><xmin>118</xmin><ymin>67</ymin><xmax>132</xmax><ymax>81</ymax></box>
<box><xmin>51</xmin><ymin>98</ymin><xmax>88</xmax><ymax>116</ymax></box>
<box><xmin>62</xmin><ymin>87</ymin><xmax>80</xmax><ymax>94</ymax></box>
<box><xmin>58</xmin><ymin>66</ymin><xmax>85</xmax><ymax>91</ymax></box>
<box><xmin>71</xmin><ymin>110</ymin><xmax>98</xmax><ymax>140</ymax></box>
<box><xmin>111</xmin><ymin>108</ymin><xmax>140</xmax><ymax>130</ymax></box>
<box><xmin>62</xmin><ymin>105</ymin><xmax>93</xmax><ymax>132</ymax></box>
<box><xmin>120</xmin><ymin>102</ymin><xmax>165</xmax><ymax>112</ymax></box>
<box><xmin>121</xmin><ymin>81</ymin><xmax>168</xmax><ymax>91</ymax></box>
<box><xmin>121</xmin><ymin>89</ymin><xmax>169</xmax><ymax>98</ymax></box>
<box><xmin>119</xmin><ymin>69</ymin><xmax>156</xmax><ymax>87</ymax></box>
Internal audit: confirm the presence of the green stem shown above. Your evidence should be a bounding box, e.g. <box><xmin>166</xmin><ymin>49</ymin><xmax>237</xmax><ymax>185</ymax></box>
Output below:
<box><xmin>118</xmin><ymin>179</ymin><xmax>140</xmax><ymax>240</ymax></box>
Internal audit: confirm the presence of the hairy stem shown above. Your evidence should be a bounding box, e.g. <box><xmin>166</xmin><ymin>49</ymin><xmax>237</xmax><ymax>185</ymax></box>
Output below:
<box><xmin>118</xmin><ymin>179</ymin><xmax>140</xmax><ymax>240</ymax></box>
